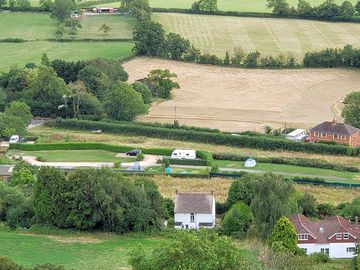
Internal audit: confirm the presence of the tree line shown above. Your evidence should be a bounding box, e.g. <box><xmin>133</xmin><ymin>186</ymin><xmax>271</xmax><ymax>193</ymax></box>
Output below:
<box><xmin>1</xmin><ymin>164</ymin><xmax>172</xmax><ymax>232</ymax></box>
<box><xmin>0</xmin><ymin>56</ymin><xmax>179</xmax><ymax>137</ymax></box>
<box><xmin>267</xmin><ymin>0</ymin><xmax>360</xmax><ymax>21</ymax></box>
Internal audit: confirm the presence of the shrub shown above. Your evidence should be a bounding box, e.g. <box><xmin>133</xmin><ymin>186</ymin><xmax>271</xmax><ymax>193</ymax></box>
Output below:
<box><xmin>310</xmin><ymin>252</ymin><xmax>330</xmax><ymax>263</ymax></box>
<box><xmin>162</xmin><ymin>158</ymin><xmax>208</xmax><ymax>166</ymax></box>
<box><xmin>136</xmin><ymin>152</ymin><xmax>145</xmax><ymax>161</ymax></box>
<box><xmin>220</xmin><ymin>202</ymin><xmax>253</xmax><ymax>238</ymax></box>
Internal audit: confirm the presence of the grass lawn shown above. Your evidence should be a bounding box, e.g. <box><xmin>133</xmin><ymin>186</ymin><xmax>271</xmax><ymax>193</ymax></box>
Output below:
<box><xmin>0</xmin><ymin>13</ymin><xmax>135</xmax><ymax>40</ymax></box>
<box><xmin>214</xmin><ymin>160</ymin><xmax>360</xmax><ymax>182</ymax></box>
<box><xmin>0</xmin><ymin>41</ymin><xmax>134</xmax><ymax>71</ymax></box>
<box><xmin>9</xmin><ymin>150</ymin><xmax>135</xmax><ymax>163</ymax></box>
<box><xmin>0</xmin><ymin>229</ymin><xmax>161</xmax><ymax>269</ymax></box>
<box><xmin>80</xmin><ymin>0</ymin><xmax>358</xmax><ymax>13</ymax></box>
<box><xmin>154</xmin><ymin>12</ymin><xmax>360</xmax><ymax>59</ymax></box>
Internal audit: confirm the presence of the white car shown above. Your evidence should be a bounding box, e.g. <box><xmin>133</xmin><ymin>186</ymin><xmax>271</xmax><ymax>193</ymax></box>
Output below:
<box><xmin>9</xmin><ymin>135</ymin><xmax>20</xmax><ymax>144</ymax></box>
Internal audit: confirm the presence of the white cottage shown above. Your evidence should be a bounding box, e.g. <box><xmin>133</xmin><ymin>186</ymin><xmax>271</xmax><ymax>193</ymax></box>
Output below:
<box><xmin>174</xmin><ymin>191</ymin><xmax>216</xmax><ymax>229</ymax></box>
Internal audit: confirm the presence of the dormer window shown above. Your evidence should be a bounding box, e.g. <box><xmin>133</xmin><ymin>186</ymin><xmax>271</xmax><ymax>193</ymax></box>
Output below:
<box><xmin>341</xmin><ymin>135</ymin><xmax>347</xmax><ymax>140</ymax></box>
<box><xmin>343</xmin><ymin>233</ymin><xmax>349</xmax><ymax>240</ymax></box>
<box><xmin>319</xmin><ymin>227</ymin><xmax>324</xmax><ymax>233</ymax></box>
<box><xmin>321</xmin><ymin>133</ymin><xmax>327</xmax><ymax>138</ymax></box>
<box><xmin>298</xmin><ymin>234</ymin><xmax>308</xmax><ymax>240</ymax></box>
<box><xmin>333</xmin><ymin>134</ymin><xmax>339</xmax><ymax>139</ymax></box>
<box><xmin>336</xmin><ymin>234</ymin><xmax>342</xmax><ymax>240</ymax></box>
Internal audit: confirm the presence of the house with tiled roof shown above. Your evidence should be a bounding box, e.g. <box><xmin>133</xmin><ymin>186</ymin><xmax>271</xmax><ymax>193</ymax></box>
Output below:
<box><xmin>309</xmin><ymin>119</ymin><xmax>360</xmax><ymax>147</ymax></box>
<box><xmin>290</xmin><ymin>214</ymin><xmax>360</xmax><ymax>258</ymax></box>
<box><xmin>174</xmin><ymin>191</ymin><xmax>215</xmax><ymax>229</ymax></box>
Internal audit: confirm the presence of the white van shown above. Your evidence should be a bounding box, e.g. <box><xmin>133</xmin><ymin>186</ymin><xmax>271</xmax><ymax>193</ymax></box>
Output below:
<box><xmin>171</xmin><ymin>149</ymin><xmax>196</xmax><ymax>160</ymax></box>
<box><xmin>9</xmin><ymin>135</ymin><xmax>20</xmax><ymax>144</ymax></box>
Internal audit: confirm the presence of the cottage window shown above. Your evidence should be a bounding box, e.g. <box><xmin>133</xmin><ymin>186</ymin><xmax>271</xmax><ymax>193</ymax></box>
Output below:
<box><xmin>190</xmin><ymin>213</ymin><xmax>195</xmax><ymax>223</ymax></box>
<box><xmin>343</xmin><ymin>233</ymin><xmax>349</xmax><ymax>240</ymax></box>
<box><xmin>314</xmin><ymin>132</ymin><xmax>319</xmax><ymax>137</ymax></box>
<box><xmin>341</xmin><ymin>135</ymin><xmax>347</xmax><ymax>140</ymax></box>
<box><xmin>347</xmin><ymin>247</ymin><xmax>356</xmax><ymax>253</ymax></box>
<box><xmin>336</xmin><ymin>234</ymin><xmax>342</xmax><ymax>240</ymax></box>
<box><xmin>321</xmin><ymin>132</ymin><xmax>327</xmax><ymax>138</ymax></box>
<box><xmin>333</xmin><ymin>134</ymin><xmax>339</xmax><ymax>139</ymax></box>
<box><xmin>320</xmin><ymin>248</ymin><xmax>329</xmax><ymax>255</ymax></box>
<box><xmin>298</xmin><ymin>234</ymin><xmax>308</xmax><ymax>240</ymax></box>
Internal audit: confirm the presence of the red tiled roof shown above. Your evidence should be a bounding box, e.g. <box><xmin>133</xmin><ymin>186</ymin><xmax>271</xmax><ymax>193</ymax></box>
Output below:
<box><xmin>290</xmin><ymin>214</ymin><xmax>360</xmax><ymax>244</ymax></box>
<box><xmin>310</xmin><ymin>121</ymin><xmax>359</xmax><ymax>136</ymax></box>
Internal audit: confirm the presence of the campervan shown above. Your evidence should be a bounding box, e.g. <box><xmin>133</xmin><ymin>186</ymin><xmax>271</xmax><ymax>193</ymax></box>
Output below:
<box><xmin>171</xmin><ymin>149</ymin><xmax>196</xmax><ymax>160</ymax></box>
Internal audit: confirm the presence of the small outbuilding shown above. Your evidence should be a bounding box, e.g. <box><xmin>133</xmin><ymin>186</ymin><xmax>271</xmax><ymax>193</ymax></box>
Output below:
<box><xmin>174</xmin><ymin>191</ymin><xmax>216</xmax><ymax>230</ymax></box>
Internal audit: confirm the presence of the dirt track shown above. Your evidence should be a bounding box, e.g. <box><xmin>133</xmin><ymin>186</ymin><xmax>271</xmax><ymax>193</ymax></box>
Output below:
<box><xmin>124</xmin><ymin>57</ymin><xmax>360</xmax><ymax>132</ymax></box>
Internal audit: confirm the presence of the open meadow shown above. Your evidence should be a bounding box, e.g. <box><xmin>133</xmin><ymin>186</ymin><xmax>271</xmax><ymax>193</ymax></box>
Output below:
<box><xmin>154</xmin><ymin>12</ymin><xmax>360</xmax><ymax>59</ymax></box>
<box><xmin>0</xmin><ymin>13</ymin><xmax>135</xmax><ymax>71</ymax></box>
<box><xmin>124</xmin><ymin>57</ymin><xmax>360</xmax><ymax>132</ymax></box>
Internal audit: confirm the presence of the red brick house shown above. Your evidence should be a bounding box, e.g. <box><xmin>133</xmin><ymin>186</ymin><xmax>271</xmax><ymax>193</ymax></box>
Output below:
<box><xmin>290</xmin><ymin>214</ymin><xmax>360</xmax><ymax>258</ymax></box>
<box><xmin>309</xmin><ymin>120</ymin><xmax>360</xmax><ymax>147</ymax></box>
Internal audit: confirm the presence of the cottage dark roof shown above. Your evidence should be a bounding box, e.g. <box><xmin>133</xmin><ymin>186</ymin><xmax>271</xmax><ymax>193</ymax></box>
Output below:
<box><xmin>290</xmin><ymin>214</ymin><xmax>360</xmax><ymax>244</ymax></box>
<box><xmin>310</xmin><ymin>121</ymin><xmax>359</xmax><ymax>136</ymax></box>
<box><xmin>174</xmin><ymin>192</ymin><xmax>214</xmax><ymax>214</ymax></box>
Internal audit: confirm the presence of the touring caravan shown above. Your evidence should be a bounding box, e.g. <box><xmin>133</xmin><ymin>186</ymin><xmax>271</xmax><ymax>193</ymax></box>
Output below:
<box><xmin>171</xmin><ymin>149</ymin><xmax>196</xmax><ymax>160</ymax></box>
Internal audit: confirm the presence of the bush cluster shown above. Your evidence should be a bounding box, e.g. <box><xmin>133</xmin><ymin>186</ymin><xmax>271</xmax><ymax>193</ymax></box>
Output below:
<box><xmin>52</xmin><ymin>118</ymin><xmax>360</xmax><ymax>156</ymax></box>
<box><xmin>213</xmin><ymin>153</ymin><xmax>360</xmax><ymax>172</ymax></box>
<box><xmin>162</xmin><ymin>157</ymin><xmax>208</xmax><ymax>166</ymax></box>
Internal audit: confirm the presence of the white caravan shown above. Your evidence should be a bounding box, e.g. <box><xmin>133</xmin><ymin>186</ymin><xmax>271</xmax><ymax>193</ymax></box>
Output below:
<box><xmin>171</xmin><ymin>149</ymin><xmax>196</xmax><ymax>160</ymax></box>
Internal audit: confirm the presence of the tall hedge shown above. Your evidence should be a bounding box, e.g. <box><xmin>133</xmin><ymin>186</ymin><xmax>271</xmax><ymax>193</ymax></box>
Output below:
<box><xmin>50</xmin><ymin>119</ymin><xmax>359</xmax><ymax>156</ymax></box>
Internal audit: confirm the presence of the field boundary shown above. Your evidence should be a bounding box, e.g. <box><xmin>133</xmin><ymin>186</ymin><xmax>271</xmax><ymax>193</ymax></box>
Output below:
<box><xmin>152</xmin><ymin>8</ymin><xmax>360</xmax><ymax>23</ymax></box>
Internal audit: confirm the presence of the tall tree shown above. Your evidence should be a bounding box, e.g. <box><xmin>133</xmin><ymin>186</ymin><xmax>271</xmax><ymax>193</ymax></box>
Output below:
<box><xmin>130</xmin><ymin>0</ymin><xmax>151</xmax><ymax>21</ymax></box>
<box><xmin>133</xmin><ymin>20</ymin><xmax>166</xmax><ymax>56</ymax></box>
<box><xmin>220</xmin><ymin>202</ymin><xmax>253</xmax><ymax>238</ymax></box>
<box><xmin>251</xmin><ymin>173</ymin><xmax>295</xmax><ymax>239</ymax></box>
<box><xmin>342</xmin><ymin>91</ymin><xmax>360</xmax><ymax>128</ymax></box>
<box><xmin>266</xmin><ymin>0</ymin><xmax>291</xmax><ymax>15</ymax></box>
<box><xmin>296</xmin><ymin>0</ymin><xmax>313</xmax><ymax>17</ymax></box>
<box><xmin>0</xmin><ymin>101</ymin><xmax>32</xmax><ymax>137</ymax></box>
<box><xmin>51</xmin><ymin>0</ymin><xmax>76</xmax><ymax>22</ymax></box>
<box><xmin>67</xmin><ymin>81</ymin><xmax>87</xmax><ymax>118</ymax></box>
<box><xmin>226</xmin><ymin>174</ymin><xmax>256</xmax><ymax>208</ymax></box>
<box><xmin>356</xmin><ymin>0</ymin><xmax>360</xmax><ymax>14</ymax></box>
<box><xmin>145</xmin><ymin>69</ymin><xmax>179</xmax><ymax>99</ymax></box>
<box><xmin>269</xmin><ymin>216</ymin><xmax>298</xmax><ymax>254</ymax></box>
<box><xmin>0</xmin><ymin>0</ymin><xmax>7</xmax><ymax>7</ymax></box>
<box><xmin>165</xmin><ymin>33</ymin><xmax>190</xmax><ymax>60</ymax></box>
<box><xmin>77</xmin><ymin>65</ymin><xmax>109</xmax><ymax>99</ymax></box>
<box><xmin>340</xmin><ymin>0</ymin><xmax>356</xmax><ymax>19</ymax></box>
<box><xmin>104</xmin><ymin>81</ymin><xmax>147</xmax><ymax>121</ymax></box>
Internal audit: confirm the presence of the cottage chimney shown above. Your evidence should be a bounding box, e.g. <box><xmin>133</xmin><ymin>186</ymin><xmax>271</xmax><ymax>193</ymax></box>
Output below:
<box><xmin>356</xmin><ymin>216</ymin><xmax>359</xmax><ymax>225</ymax></box>
<box><xmin>175</xmin><ymin>190</ymin><xmax>179</xmax><ymax>194</ymax></box>
<box><xmin>210</xmin><ymin>190</ymin><xmax>214</xmax><ymax>195</ymax></box>
<box><xmin>332</xmin><ymin>118</ymin><xmax>337</xmax><ymax>125</ymax></box>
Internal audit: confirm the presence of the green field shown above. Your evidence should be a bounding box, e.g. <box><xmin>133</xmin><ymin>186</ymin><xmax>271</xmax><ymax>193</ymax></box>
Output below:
<box><xmin>0</xmin><ymin>13</ymin><xmax>135</xmax><ymax>71</ymax></box>
<box><xmin>0</xmin><ymin>13</ymin><xmax>135</xmax><ymax>40</ymax></box>
<box><xmin>0</xmin><ymin>41</ymin><xmax>134</xmax><ymax>71</ymax></box>
<box><xmin>9</xmin><ymin>150</ymin><xmax>135</xmax><ymax>163</ymax></box>
<box><xmin>215</xmin><ymin>160</ymin><xmax>360</xmax><ymax>183</ymax></box>
<box><xmin>0</xmin><ymin>229</ymin><xmax>161</xmax><ymax>269</ymax></box>
<box><xmin>79</xmin><ymin>0</ymin><xmax>358</xmax><ymax>12</ymax></box>
<box><xmin>154</xmin><ymin>12</ymin><xmax>360</xmax><ymax>58</ymax></box>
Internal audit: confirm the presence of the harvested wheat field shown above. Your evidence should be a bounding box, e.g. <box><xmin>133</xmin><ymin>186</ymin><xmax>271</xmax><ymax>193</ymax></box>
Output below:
<box><xmin>153</xmin><ymin>175</ymin><xmax>360</xmax><ymax>205</ymax></box>
<box><xmin>124</xmin><ymin>57</ymin><xmax>360</xmax><ymax>132</ymax></box>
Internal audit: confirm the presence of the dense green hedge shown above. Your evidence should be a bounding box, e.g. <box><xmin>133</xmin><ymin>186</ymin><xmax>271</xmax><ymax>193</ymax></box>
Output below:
<box><xmin>50</xmin><ymin>119</ymin><xmax>360</xmax><ymax>156</ymax></box>
<box><xmin>213</xmin><ymin>153</ymin><xmax>360</xmax><ymax>172</ymax></box>
<box><xmin>9</xmin><ymin>142</ymin><xmax>173</xmax><ymax>156</ymax></box>
<box><xmin>196</xmin><ymin>150</ymin><xmax>214</xmax><ymax>165</ymax></box>
<box><xmin>162</xmin><ymin>157</ymin><xmax>208</xmax><ymax>166</ymax></box>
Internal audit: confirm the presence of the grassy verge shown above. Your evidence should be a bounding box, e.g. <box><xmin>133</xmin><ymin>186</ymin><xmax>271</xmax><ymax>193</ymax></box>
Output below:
<box><xmin>8</xmin><ymin>150</ymin><xmax>135</xmax><ymax>163</ymax></box>
<box><xmin>214</xmin><ymin>160</ymin><xmax>360</xmax><ymax>182</ymax></box>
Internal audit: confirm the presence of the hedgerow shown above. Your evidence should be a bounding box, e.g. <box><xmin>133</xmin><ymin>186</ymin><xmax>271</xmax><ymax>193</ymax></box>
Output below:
<box><xmin>50</xmin><ymin>118</ymin><xmax>359</xmax><ymax>156</ymax></box>
<box><xmin>161</xmin><ymin>158</ymin><xmax>208</xmax><ymax>166</ymax></box>
<box><xmin>213</xmin><ymin>153</ymin><xmax>360</xmax><ymax>172</ymax></box>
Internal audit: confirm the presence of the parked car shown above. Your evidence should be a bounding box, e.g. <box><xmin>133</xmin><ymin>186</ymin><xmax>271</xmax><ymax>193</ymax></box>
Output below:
<box><xmin>126</xmin><ymin>149</ymin><xmax>141</xmax><ymax>156</ymax></box>
<box><xmin>9</xmin><ymin>135</ymin><xmax>20</xmax><ymax>144</ymax></box>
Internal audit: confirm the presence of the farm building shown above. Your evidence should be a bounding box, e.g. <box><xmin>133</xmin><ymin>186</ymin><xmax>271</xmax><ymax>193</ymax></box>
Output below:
<box><xmin>286</xmin><ymin>129</ymin><xmax>307</xmax><ymax>142</ymax></box>
<box><xmin>290</xmin><ymin>214</ymin><xmax>360</xmax><ymax>259</ymax></box>
<box><xmin>309</xmin><ymin>120</ymin><xmax>360</xmax><ymax>147</ymax></box>
<box><xmin>174</xmin><ymin>191</ymin><xmax>216</xmax><ymax>230</ymax></box>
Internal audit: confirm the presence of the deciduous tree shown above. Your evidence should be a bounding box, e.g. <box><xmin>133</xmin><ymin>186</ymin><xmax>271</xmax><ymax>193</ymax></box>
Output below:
<box><xmin>133</xmin><ymin>20</ymin><xmax>166</xmax><ymax>56</ymax></box>
<box><xmin>342</xmin><ymin>91</ymin><xmax>360</xmax><ymax>128</ymax></box>
<box><xmin>220</xmin><ymin>202</ymin><xmax>253</xmax><ymax>238</ymax></box>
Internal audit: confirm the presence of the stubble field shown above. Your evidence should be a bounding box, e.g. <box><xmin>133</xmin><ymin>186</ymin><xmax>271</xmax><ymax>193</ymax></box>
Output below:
<box><xmin>124</xmin><ymin>57</ymin><xmax>360</xmax><ymax>132</ymax></box>
<box><xmin>154</xmin><ymin>13</ymin><xmax>360</xmax><ymax>59</ymax></box>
